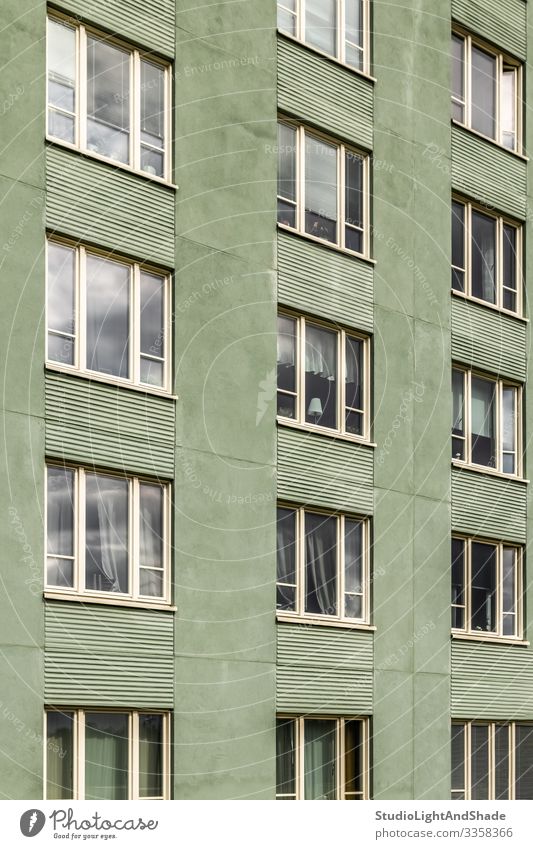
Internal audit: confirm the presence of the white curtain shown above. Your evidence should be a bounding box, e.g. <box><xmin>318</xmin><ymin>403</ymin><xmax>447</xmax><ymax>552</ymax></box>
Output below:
<box><xmin>305</xmin><ymin>326</ymin><xmax>336</xmax><ymax>378</ymax></box>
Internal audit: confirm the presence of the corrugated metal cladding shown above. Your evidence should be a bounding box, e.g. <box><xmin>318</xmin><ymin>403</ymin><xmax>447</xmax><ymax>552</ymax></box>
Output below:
<box><xmin>277</xmin><ymin>427</ymin><xmax>374</xmax><ymax>515</ymax></box>
<box><xmin>451</xmin><ymin>468</ymin><xmax>527</xmax><ymax>543</ymax></box>
<box><xmin>451</xmin><ymin>641</ymin><xmax>533</xmax><ymax>719</ymax></box>
<box><xmin>52</xmin><ymin>0</ymin><xmax>175</xmax><ymax>57</ymax></box>
<box><xmin>44</xmin><ymin>601</ymin><xmax>174</xmax><ymax>708</ymax></box>
<box><xmin>277</xmin><ymin>623</ymin><xmax>373</xmax><ymax>714</ymax></box>
<box><xmin>45</xmin><ymin>372</ymin><xmax>176</xmax><ymax>478</ymax></box>
<box><xmin>452</xmin><ymin>0</ymin><xmax>526</xmax><ymax>60</ymax></box>
<box><xmin>277</xmin><ymin>232</ymin><xmax>373</xmax><ymax>333</ymax></box>
<box><xmin>277</xmin><ymin>36</ymin><xmax>373</xmax><ymax>149</ymax></box>
<box><xmin>45</xmin><ymin>146</ymin><xmax>175</xmax><ymax>268</ymax></box>
<box><xmin>451</xmin><ymin>126</ymin><xmax>527</xmax><ymax>220</ymax></box>
<box><xmin>452</xmin><ymin>298</ymin><xmax>527</xmax><ymax>381</ymax></box>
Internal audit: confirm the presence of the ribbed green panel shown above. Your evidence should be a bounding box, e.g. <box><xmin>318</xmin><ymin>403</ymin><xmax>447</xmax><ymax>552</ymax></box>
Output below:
<box><xmin>451</xmin><ymin>468</ymin><xmax>527</xmax><ymax>542</ymax></box>
<box><xmin>452</xmin><ymin>0</ymin><xmax>526</xmax><ymax>60</ymax></box>
<box><xmin>277</xmin><ymin>427</ymin><xmax>374</xmax><ymax>514</ymax></box>
<box><xmin>452</xmin><ymin>126</ymin><xmax>526</xmax><ymax>219</ymax></box>
<box><xmin>45</xmin><ymin>372</ymin><xmax>175</xmax><ymax>477</ymax></box>
<box><xmin>277</xmin><ymin>232</ymin><xmax>373</xmax><ymax>332</ymax></box>
<box><xmin>44</xmin><ymin>601</ymin><xmax>174</xmax><ymax>708</ymax></box>
<box><xmin>52</xmin><ymin>0</ymin><xmax>175</xmax><ymax>57</ymax></box>
<box><xmin>277</xmin><ymin>36</ymin><xmax>373</xmax><ymax>149</ymax></box>
<box><xmin>277</xmin><ymin>623</ymin><xmax>373</xmax><ymax>714</ymax></box>
<box><xmin>452</xmin><ymin>298</ymin><xmax>526</xmax><ymax>381</ymax></box>
<box><xmin>451</xmin><ymin>641</ymin><xmax>533</xmax><ymax>719</ymax></box>
<box><xmin>46</xmin><ymin>146</ymin><xmax>175</xmax><ymax>267</ymax></box>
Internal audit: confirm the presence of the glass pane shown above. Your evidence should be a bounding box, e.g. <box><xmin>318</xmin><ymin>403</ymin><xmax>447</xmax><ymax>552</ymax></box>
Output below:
<box><xmin>515</xmin><ymin>725</ymin><xmax>533</xmax><ymax>800</ymax></box>
<box><xmin>471</xmin><ymin>46</ymin><xmax>496</xmax><ymax>139</ymax></box>
<box><xmin>87</xmin><ymin>37</ymin><xmax>130</xmax><ymax>164</ymax></box>
<box><xmin>47</xmin><ymin>466</ymin><xmax>74</xmax><ymax>557</ymax></box>
<box><xmin>345</xmin><ymin>720</ymin><xmax>363</xmax><ymax>796</ymax></box>
<box><xmin>278</xmin><ymin>2</ymin><xmax>296</xmax><ymax>35</ymax></box>
<box><xmin>140</xmin><ymin>359</ymin><xmax>164</xmax><ymax>387</ymax></box>
<box><xmin>276</xmin><ymin>719</ymin><xmax>296</xmax><ymax>796</ymax></box>
<box><xmin>86</xmin><ymin>255</ymin><xmax>130</xmax><ymax>379</ymax></box>
<box><xmin>306</xmin><ymin>0</ymin><xmax>336</xmax><ymax>56</ymax></box>
<box><xmin>277</xmin><ymin>315</ymin><xmax>296</xmax><ymax>418</ymax></box>
<box><xmin>452</xmin><ymin>369</ymin><xmax>465</xmax><ymax>460</ymax></box>
<box><xmin>451</xmin><ymin>724</ymin><xmax>465</xmax><ymax>793</ymax></box>
<box><xmin>47</xmin><ymin>242</ymin><xmax>75</xmax><ymax>342</ymax></box>
<box><xmin>502</xmin><ymin>387</ymin><xmax>516</xmax><ymax>474</ymax></box>
<box><xmin>48</xmin><ymin>333</ymin><xmax>75</xmax><ymax>366</ymax></box>
<box><xmin>495</xmin><ymin>725</ymin><xmax>510</xmax><ymax>800</ymax></box>
<box><xmin>85</xmin><ymin>713</ymin><xmax>128</xmax><ymax>800</ymax></box>
<box><xmin>277</xmin><ymin>584</ymin><xmax>295</xmax><ymax>610</ymax></box>
<box><xmin>452</xmin><ymin>36</ymin><xmax>465</xmax><ymax>120</ymax></box>
<box><xmin>277</xmin><ymin>507</ymin><xmax>296</xmax><ymax>611</ymax></box>
<box><xmin>345</xmin><ymin>1</ymin><xmax>364</xmax><ymax>69</ymax></box>
<box><xmin>141</xmin><ymin>147</ymin><xmax>164</xmax><ymax>178</ymax></box>
<box><xmin>345</xmin><ymin>152</ymin><xmax>363</xmax><ymax>240</ymax></box>
<box><xmin>140</xmin><ymin>61</ymin><xmax>165</xmax><ymax>151</ymax></box>
<box><xmin>140</xmin><ymin>484</ymin><xmax>163</xmax><ymax>570</ymax></box>
<box><xmin>304</xmin><ymin>719</ymin><xmax>336</xmax><ymax>800</ymax></box>
<box><xmin>503</xmin><ymin>225</ymin><xmax>517</xmax><ymax>303</ymax></box>
<box><xmin>140</xmin><ymin>568</ymin><xmax>163</xmax><ymax>597</ymax></box>
<box><xmin>305</xmin><ymin>512</ymin><xmax>337</xmax><ymax>616</ymax></box>
<box><xmin>47</xmin><ymin>19</ymin><xmax>76</xmax><ymax>140</ymax></box>
<box><xmin>471</xmin><ymin>376</ymin><xmax>495</xmax><ymax>468</ymax></box>
<box><xmin>471</xmin><ymin>724</ymin><xmax>490</xmax><ymax>800</ymax></box>
<box><xmin>345</xmin><ymin>336</ymin><xmax>363</xmax><ymax>432</ymax></box>
<box><xmin>345</xmin><ymin>520</ymin><xmax>363</xmax><ymax>617</ymax></box>
<box><xmin>278</xmin><ymin>199</ymin><xmax>296</xmax><ymax>229</ymax></box>
<box><xmin>85</xmin><ymin>474</ymin><xmax>129</xmax><ymax>594</ymax></box>
<box><xmin>471</xmin><ymin>210</ymin><xmax>496</xmax><ymax>304</ymax></box>
<box><xmin>47</xmin><ymin>556</ymin><xmax>74</xmax><ymax>588</ymax></box>
<box><xmin>278</xmin><ymin>123</ymin><xmax>296</xmax><ymax>204</ymax></box>
<box><xmin>501</xmin><ymin>69</ymin><xmax>516</xmax><ymax>150</ymax></box>
<box><xmin>139</xmin><ymin>714</ymin><xmax>163</xmax><ymax>797</ymax></box>
<box><xmin>140</xmin><ymin>272</ymin><xmax>165</xmax><ymax>376</ymax></box>
<box><xmin>451</xmin><ymin>538</ymin><xmax>465</xmax><ymax>630</ymax></box>
<box><xmin>305</xmin><ymin>324</ymin><xmax>337</xmax><ymax>429</ymax></box>
<box><xmin>305</xmin><ymin>135</ymin><xmax>338</xmax><ymax>243</ymax></box>
<box><xmin>471</xmin><ymin>543</ymin><xmax>496</xmax><ymax>633</ymax></box>
<box><xmin>48</xmin><ymin>110</ymin><xmax>75</xmax><ymax>144</ymax></box>
<box><xmin>47</xmin><ymin>712</ymin><xmax>74</xmax><ymax>800</ymax></box>
<box><xmin>451</xmin><ymin>201</ymin><xmax>465</xmax><ymax>291</ymax></box>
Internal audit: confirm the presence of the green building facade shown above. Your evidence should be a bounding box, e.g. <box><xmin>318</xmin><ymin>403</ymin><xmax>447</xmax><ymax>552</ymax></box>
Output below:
<box><xmin>1</xmin><ymin>0</ymin><xmax>533</xmax><ymax>800</ymax></box>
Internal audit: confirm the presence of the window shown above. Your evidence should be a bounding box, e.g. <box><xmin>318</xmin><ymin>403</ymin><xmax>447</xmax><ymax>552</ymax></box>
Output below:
<box><xmin>46</xmin><ymin>240</ymin><xmax>170</xmax><ymax>392</ymax></box>
<box><xmin>452</xmin><ymin>722</ymin><xmax>533</xmax><ymax>799</ymax></box>
<box><xmin>452</xmin><ymin>32</ymin><xmax>521</xmax><ymax>152</ymax></box>
<box><xmin>452</xmin><ymin>367</ymin><xmax>521</xmax><ymax>476</ymax></box>
<box><xmin>277</xmin><ymin>0</ymin><xmax>369</xmax><ymax>73</ymax></box>
<box><xmin>46</xmin><ymin>709</ymin><xmax>170</xmax><ymax>800</ymax></box>
<box><xmin>277</xmin><ymin>121</ymin><xmax>368</xmax><ymax>256</ymax></box>
<box><xmin>276</xmin><ymin>717</ymin><xmax>368</xmax><ymax>799</ymax></box>
<box><xmin>47</xmin><ymin>15</ymin><xmax>170</xmax><ymax>179</ymax></box>
<box><xmin>452</xmin><ymin>200</ymin><xmax>521</xmax><ymax>314</ymax></box>
<box><xmin>277</xmin><ymin>505</ymin><xmax>369</xmax><ymax>623</ymax></box>
<box><xmin>277</xmin><ymin>314</ymin><xmax>369</xmax><ymax>439</ymax></box>
<box><xmin>46</xmin><ymin>465</ymin><xmax>170</xmax><ymax>604</ymax></box>
<box><xmin>452</xmin><ymin>537</ymin><xmax>522</xmax><ymax>639</ymax></box>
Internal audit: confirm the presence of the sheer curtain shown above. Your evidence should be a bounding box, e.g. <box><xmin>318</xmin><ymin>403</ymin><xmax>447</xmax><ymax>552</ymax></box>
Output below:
<box><xmin>471</xmin><ymin>377</ymin><xmax>495</xmax><ymax>466</ymax></box>
<box><xmin>85</xmin><ymin>713</ymin><xmax>128</xmax><ymax>800</ymax></box>
<box><xmin>305</xmin><ymin>513</ymin><xmax>337</xmax><ymax>615</ymax></box>
<box><xmin>86</xmin><ymin>256</ymin><xmax>130</xmax><ymax>379</ymax></box>
<box><xmin>85</xmin><ymin>475</ymin><xmax>128</xmax><ymax>593</ymax></box>
<box><xmin>304</xmin><ymin>720</ymin><xmax>336</xmax><ymax>800</ymax></box>
<box><xmin>471</xmin><ymin>212</ymin><xmax>496</xmax><ymax>303</ymax></box>
<box><xmin>46</xmin><ymin>712</ymin><xmax>73</xmax><ymax>800</ymax></box>
<box><xmin>139</xmin><ymin>715</ymin><xmax>163</xmax><ymax>797</ymax></box>
<box><xmin>306</xmin><ymin>0</ymin><xmax>336</xmax><ymax>56</ymax></box>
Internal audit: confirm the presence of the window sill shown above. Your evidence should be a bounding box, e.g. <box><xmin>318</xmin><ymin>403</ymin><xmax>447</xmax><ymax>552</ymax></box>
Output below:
<box><xmin>277</xmin><ymin>30</ymin><xmax>376</xmax><ymax>84</ymax></box>
<box><xmin>452</xmin><ymin>631</ymin><xmax>529</xmax><ymax>647</ymax></box>
<box><xmin>277</xmin><ymin>223</ymin><xmax>376</xmax><ymax>265</ymax></box>
<box><xmin>45</xmin><ymin>137</ymin><xmax>178</xmax><ymax>190</ymax></box>
<box><xmin>451</xmin><ymin>289</ymin><xmax>528</xmax><ymax>324</ymax></box>
<box><xmin>451</xmin><ymin>120</ymin><xmax>528</xmax><ymax>163</ymax></box>
<box><xmin>45</xmin><ymin>364</ymin><xmax>178</xmax><ymax>401</ymax></box>
<box><xmin>277</xmin><ymin>613</ymin><xmax>375</xmax><ymax>631</ymax></box>
<box><xmin>277</xmin><ymin>418</ymin><xmax>376</xmax><ymax>448</ymax></box>
<box><xmin>44</xmin><ymin>591</ymin><xmax>176</xmax><ymax>612</ymax></box>
<box><xmin>451</xmin><ymin>460</ymin><xmax>528</xmax><ymax>484</ymax></box>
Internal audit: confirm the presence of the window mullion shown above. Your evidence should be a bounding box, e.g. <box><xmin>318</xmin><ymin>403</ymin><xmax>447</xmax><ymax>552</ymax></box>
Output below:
<box><xmin>131</xmin><ymin>52</ymin><xmax>138</xmax><ymax>170</ymax></box>
<box><xmin>466</xmin><ymin>204</ymin><xmax>472</xmax><ymax>299</ymax></box>
<box><xmin>496</xmin><ymin>381</ymin><xmax>502</xmax><ymax>473</ymax></box>
<box><xmin>338</xmin><ymin>328</ymin><xmax>344</xmax><ymax>434</ymax></box>
<box><xmin>298</xmin><ymin>127</ymin><xmax>305</xmax><ymax>234</ymax></box>
<box><xmin>131</xmin><ymin>712</ymin><xmax>139</xmax><ymax>800</ymax></box>
<box><xmin>337</xmin><ymin>718</ymin><xmax>343</xmax><ymax>800</ymax></box>
<box><xmin>466</xmin><ymin>371</ymin><xmax>472</xmax><ymax>465</ymax></box>
<box><xmin>131</xmin><ymin>478</ymin><xmax>138</xmax><ymax>599</ymax></box>
<box><xmin>497</xmin><ymin>218</ymin><xmax>503</xmax><ymax>309</ymax></box>
<box><xmin>466</xmin><ymin>37</ymin><xmax>472</xmax><ymax>128</ymax></box>
<box><xmin>298</xmin><ymin>318</ymin><xmax>305</xmax><ymax>425</ymax></box>
<box><xmin>339</xmin><ymin>144</ymin><xmax>345</xmax><ymax>250</ymax></box>
<box><xmin>78</xmin><ymin>468</ymin><xmax>85</xmax><ymax>594</ymax></box>
<box><xmin>339</xmin><ymin>515</ymin><xmax>345</xmax><ymax>619</ymax></box>
<box><xmin>79</xmin><ymin>26</ymin><xmax>87</xmax><ymax>151</ymax></box>
<box><xmin>466</xmin><ymin>540</ymin><xmax>472</xmax><ymax>633</ymax></box>
<box><xmin>497</xmin><ymin>55</ymin><xmax>502</xmax><ymax>146</ymax></box>
<box><xmin>510</xmin><ymin>723</ymin><xmax>516</xmax><ymax>799</ymax></box>
<box><xmin>337</xmin><ymin>0</ymin><xmax>344</xmax><ymax>64</ymax></box>
<box><xmin>132</xmin><ymin>265</ymin><xmax>140</xmax><ymax>385</ymax></box>
<box><xmin>299</xmin><ymin>0</ymin><xmax>304</xmax><ymax>43</ymax></box>
<box><xmin>298</xmin><ymin>508</ymin><xmax>305</xmax><ymax>616</ymax></box>
<box><xmin>78</xmin><ymin>710</ymin><xmax>85</xmax><ymax>801</ymax></box>
<box><xmin>497</xmin><ymin>544</ymin><xmax>503</xmax><ymax>637</ymax></box>
<box><xmin>298</xmin><ymin>717</ymin><xmax>304</xmax><ymax>800</ymax></box>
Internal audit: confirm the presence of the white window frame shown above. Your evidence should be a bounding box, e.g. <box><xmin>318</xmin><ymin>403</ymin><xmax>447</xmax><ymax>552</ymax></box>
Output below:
<box><xmin>452</xmin><ymin>29</ymin><xmax>522</xmax><ymax>154</ymax></box>
<box><xmin>277</xmin><ymin>503</ymin><xmax>370</xmax><ymax>625</ymax></box>
<box><xmin>277</xmin><ymin>311</ymin><xmax>371</xmax><ymax>442</ymax></box>
<box><xmin>46</xmin><ymin>12</ymin><xmax>172</xmax><ymax>183</ymax></box>
<box><xmin>46</xmin><ymin>238</ymin><xmax>172</xmax><ymax>395</ymax></box>
<box><xmin>452</xmin><ymin>197</ymin><xmax>522</xmax><ymax>316</ymax></box>
<box><xmin>277</xmin><ymin>0</ymin><xmax>371</xmax><ymax>76</ymax></box>
<box><xmin>277</xmin><ymin>120</ymin><xmax>370</xmax><ymax>258</ymax></box>
<box><xmin>44</xmin><ymin>709</ymin><xmax>171</xmax><ymax>800</ymax></box>
<box><xmin>45</xmin><ymin>464</ymin><xmax>172</xmax><ymax>606</ymax></box>
<box><xmin>452</xmin><ymin>366</ymin><xmax>522</xmax><ymax>478</ymax></box>
<box><xmin>276</xmin><ymin>715</ymin><xmax>369</xmax><ymax>800</ymax></box>
<box><xmin>452</xmin><ymin>535</ymin><xmax>523</xmax><ymax>641</ymax></box>
<box><xmin>452</xmin><ymin>721</ymin><xmax>533</xmax><ymax>800</ymax></box>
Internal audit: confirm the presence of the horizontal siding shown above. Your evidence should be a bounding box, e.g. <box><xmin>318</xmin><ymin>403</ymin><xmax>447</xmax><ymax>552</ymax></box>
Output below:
<box><xmin>452</xmin><ymin>298</ymin><xmax>526</xmax><ymax>381</ymax></box>
<box><xmin>46</xmin><ymin>146</ymin><xmax>175</xmax><ymax>267</ymax></box>
<box><xmin>451</xmin><ymin>126</ymin><xmax>527</xmax><ymax>219</ymax></box>
<box><xmin>277</xmin><ymin>231</ymin><xmax>373</xmax><ymax>332</ymax></box>
<box><xmin>45</xmin><ymin>601</ymin><xmax>174</xmax><ymax>708</ymax></box>
<box><xmin>451</xmin><ymin>641</ymin><xmax>533</xmax><ymax>719</ymax></box>
<box><xmin>277</xmin><ymin>36</ymin><xmax>373</xmax><ymax>149</ymax></box>
<box><xmin>452</xmin><ymin>0</ymin><xmax>526</xmax><ymax>60</ymax></box>
<box><xmin>277</xmin><ymin>427</ymin><xmax>374</xmax><ymax>514</ymax></box>
<box><xmin>45</xmin><ymin>372</ymin><xmax>175</xmax><ymax>478</ymax></box>
<box><xmin>52</xmin><ymin>0</ymin><xmax>175</xmax><ymax>57</ymax></box>
<box><xmin>277</xmin><ymin>623</ymin><xmax>373</xmax><ymax>714</ymax></box>
<box><xmin>451</xmin><ymin>468</ymin><xmax>527</xmax><ymax>543</ymax></box>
